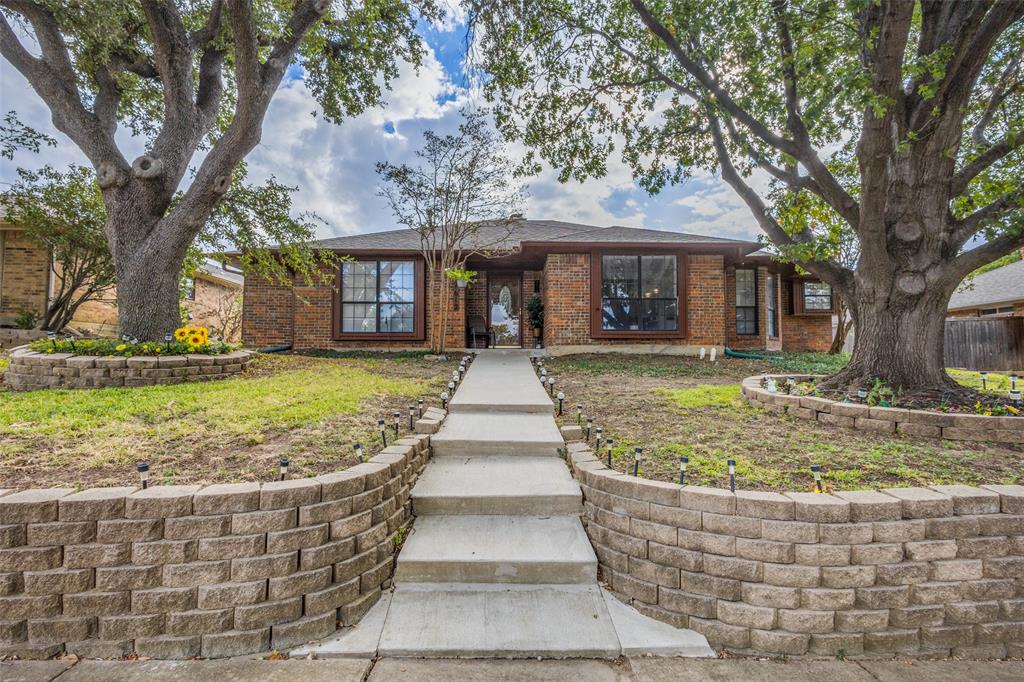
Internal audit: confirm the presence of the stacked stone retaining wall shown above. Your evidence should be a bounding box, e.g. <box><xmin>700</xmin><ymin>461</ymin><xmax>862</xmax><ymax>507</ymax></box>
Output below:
<box><xmin>0</xmin><ymin>433</ymin><xmax>435</xmax><ymax>660</ymax></box>
<box><xmin>742</xmin><ymin>375</ymin><xmax>1024</xmax><ymax>446</ymax></box>
<box><xmin>567</xmin><ymin>443</ymin><xmax>1024</xmax><ymax>659</ymax></box>
<box><xmin>3</xmin><ymin>347</ymin><xmax>254</xmax><ymax>390</ymax></box>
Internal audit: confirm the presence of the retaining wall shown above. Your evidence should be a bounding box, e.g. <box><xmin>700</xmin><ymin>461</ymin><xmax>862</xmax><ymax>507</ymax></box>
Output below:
<box><xmin>3</xmin><ymin>347</ymin><xmax>254</xmax><ymax>390</ymax></box>
<box><xmin>0</xmin><ymin>433</ymin><xmax>434</xmax><ymax>660</ymax></box>
<box><xmin>567</xmin><ymin>443</ymin><xmax>1024</xmax><ymax>659</ymax></box>
<box><xmin>741</xmin><ymin>375</ymin><xmax>1024</xmax><ymax>446</ymax></box>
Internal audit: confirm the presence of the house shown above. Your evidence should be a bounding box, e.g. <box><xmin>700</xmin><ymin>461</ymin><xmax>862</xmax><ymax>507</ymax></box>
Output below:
<box><xmin>242</xmin><ymin>218</ymin><xmax>836</xmax><ymax>353</ymax></box>
<box><xmin>0</xmin><ymin>221</ymin><xmax>50</xmax><ymax>327</ymax></box>
<box><xmin>73</xmin><ymin>261</ymin><xmax>244</xmax><ymax>340</ymax></box>
<box><xmin>947</xmin><ymin>255</ymin><xmax>1024</xmax><ymax>318</ymax></box>
<box><xmin>0</xmin><ymin>220</ymin><xmax>243</xmax><ymax>339</ymax></box>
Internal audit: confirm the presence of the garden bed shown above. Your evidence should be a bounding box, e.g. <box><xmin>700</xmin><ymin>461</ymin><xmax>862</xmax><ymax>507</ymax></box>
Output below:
<box><xmin>546</xmin><ymin>353</ymin><xmax>1023</xmax><ymax>492</ymax></box>
<box><xmin>0</xmin><ymin>352</ymin><xmax>455</xmax><ymax>489</ymax></box>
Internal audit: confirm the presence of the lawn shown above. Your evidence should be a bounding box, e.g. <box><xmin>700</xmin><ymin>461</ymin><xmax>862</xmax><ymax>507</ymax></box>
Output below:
<box><xmin>548</xmin><ymin>353</ymin><xmax>1022</xmax><ymax>492</ymax></box>
<box><xmin>0</xmin><ymin>352</ymin><xmax>454</xmax><ymax>489</ymax></box>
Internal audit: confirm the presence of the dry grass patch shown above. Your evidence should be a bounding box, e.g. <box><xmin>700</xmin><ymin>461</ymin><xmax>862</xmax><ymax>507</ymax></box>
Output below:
<box><xmin>0</xmin><ymin>352</ymin><xmax>454</xmax><ymax>489</ymax></box>
<box><xmin>548</xmin><ymin>353</ymin><xmax>1022</xmax><ymax>492</ymax></box>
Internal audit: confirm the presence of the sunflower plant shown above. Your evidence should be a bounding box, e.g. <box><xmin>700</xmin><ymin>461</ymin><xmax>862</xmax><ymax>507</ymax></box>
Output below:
<box><xmin>29</xmin><ymin>326</ymin><xmax>237</xmax><ymax>357</ymax></box>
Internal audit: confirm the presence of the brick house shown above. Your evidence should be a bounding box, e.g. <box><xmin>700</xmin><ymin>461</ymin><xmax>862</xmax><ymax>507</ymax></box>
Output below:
<box><xmin>241</xmin><ymin>218</ymin><xmax>836</xmax><ymax>353</ymax></box>
<box><xmin>0</xmin><ymin>221</ymin><xmax>51</xmax><ymax>327</ymax></box>
<box><xmin>947</xmin><ymin>254</ymin><xmax>1024</xmax><ymax>319</ymax></box>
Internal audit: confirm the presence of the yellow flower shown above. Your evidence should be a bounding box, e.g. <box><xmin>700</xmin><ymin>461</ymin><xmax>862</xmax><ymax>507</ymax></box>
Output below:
<box><xmin>174</xmin><ymin>328</ymin><xmax>189</xmax><ymax>341</ymax></box>
<box><xmin>190</xmin><ymin>336</ymin><xmax>202</xmax><ymax>346</ymax></box>
<box><xmin>116</xmin><ymin>344</ymin><xmax>127</xmax><ymax>351</ymax></box>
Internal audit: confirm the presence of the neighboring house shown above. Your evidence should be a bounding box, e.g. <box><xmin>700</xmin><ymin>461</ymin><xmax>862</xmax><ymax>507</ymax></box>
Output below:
<box><xmin>947</xmin><ymin>255</ymin><xmax>1024</xmax><ymax>318</ymax></box>
<box><xmin>0</xmin><ymin>221</ymin><xmax>52</xmax><ymax>327</ymax></box>
<box><xmin>74</xmin><ymin>261</ymin><xmax>244</xmax><ymax>340</ymax></box>
<box><xmin>242</xmin><ymin>218</ymin><xmax>836</xmax><ymax>353</ymax></box>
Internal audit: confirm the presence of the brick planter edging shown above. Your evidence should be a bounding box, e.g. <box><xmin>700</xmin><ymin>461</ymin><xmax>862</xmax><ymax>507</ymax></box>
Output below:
<box><xmin>564</xmin><ymin>441</ymin><xmax>1024</xmax><ymax>659</ymax></box>
<box><xmin>0</xmin><ymin>428</ymin><xmax>443</xmax><ymax>660</ymax></box>
<box><xmin>741</xmin><ymin>374</ymin><xmax>1024</xmax><ymax>445</ymax></box>
<box><xmin>3</xmin><ymin>346</ymin><xmax>255</xmax><ymax>390</ymax></box>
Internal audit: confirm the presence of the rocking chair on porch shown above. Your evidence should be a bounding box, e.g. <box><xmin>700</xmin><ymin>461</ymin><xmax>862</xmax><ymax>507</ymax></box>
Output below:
<box><xmin>467</xmin><ymin>315</ymin><xmax>492</xmax><ymax>349</ymax></box>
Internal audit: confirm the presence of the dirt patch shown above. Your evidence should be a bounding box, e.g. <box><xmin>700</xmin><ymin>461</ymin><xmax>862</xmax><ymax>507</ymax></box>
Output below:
<box><xmin>546</xmin><ymin>354</ymin><xmax>1023</xmax><ymax>492</ymax></box>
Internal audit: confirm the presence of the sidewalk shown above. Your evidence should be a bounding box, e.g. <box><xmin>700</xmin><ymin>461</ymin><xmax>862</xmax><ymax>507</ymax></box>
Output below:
<box><xmin>4</xmin><ymin>657</ymin><xmax>1023</xmax><ymax>682</ymax></box>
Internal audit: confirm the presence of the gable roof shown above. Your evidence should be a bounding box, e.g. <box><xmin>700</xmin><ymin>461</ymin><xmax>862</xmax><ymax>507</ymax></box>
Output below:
<box><xmin>303</xmin><ymin>218</ymin><xmax>760</xmax><ymax>253</ymax></box>
<box><xmin>948</xmin><ymin>259</ymin><xmax>1024</xmax><ymax>311</ymax></box>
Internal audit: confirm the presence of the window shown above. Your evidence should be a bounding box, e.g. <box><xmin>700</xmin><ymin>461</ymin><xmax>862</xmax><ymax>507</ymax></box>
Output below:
<box><xmin>803</xmin><ymin>281</ymin><xmax>833</xmax><ymax>311</ymax></box>
<box><xmin>600</xmin><ymin>255</ymin><xmax>678</xmax><ymax>331</ymax></box>
<box><xmin>766</xmin><ymin>274</ymin><xmax>778</xmax><ymax>337</ymax></box>
<box><xmin>979</xmin><ymin>306</ymin><xmax>1014</xmax><ymax>316</ymax></box>
<box><xmin>182</xmin><ymin>277</ymin><xmax>195</xmax><ymax>301</ymax></box>
<box><xmin>341</xmin><ymin>260</ymin><xmax>415</xmax><ymax>333</ymax></box>
<box><xmin>735</xmin><ymin>269</ymin><xmax>757</xmax><ymax>335</ymax></box>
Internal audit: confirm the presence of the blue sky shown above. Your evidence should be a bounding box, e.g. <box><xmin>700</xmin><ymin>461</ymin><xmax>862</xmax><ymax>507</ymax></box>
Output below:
<box><xmin>0</xmin><ymin>10</ymin><xmax>761</xmax><ymax>243</ymax></box>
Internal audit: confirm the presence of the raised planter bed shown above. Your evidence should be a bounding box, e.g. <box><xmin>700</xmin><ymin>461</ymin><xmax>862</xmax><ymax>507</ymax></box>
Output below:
<box><xmin>3</xmin><ymin>346</ymin><xmax>255</xmax><ymax>391</ymax></box>
<box><xmin>562</xmin><ymin>434</ymin><xmax>1024</xmax><ymax>659</ymax></box>
<box><xmin>741</xmin><ymin>374</ymin><xmax>1024</xmax><ymax>445</ymax></box>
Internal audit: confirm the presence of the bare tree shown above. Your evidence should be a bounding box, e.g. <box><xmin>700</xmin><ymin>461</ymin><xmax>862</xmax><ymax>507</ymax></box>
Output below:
<box><xmin>376</xmin><ymin>110</ymin><xmax>525</xmax><ymax>352</ymax></box>
<box><xmin>0</xmin><ymin>0</ymin><xmax>439</xmax><ymax>340</ymax></box>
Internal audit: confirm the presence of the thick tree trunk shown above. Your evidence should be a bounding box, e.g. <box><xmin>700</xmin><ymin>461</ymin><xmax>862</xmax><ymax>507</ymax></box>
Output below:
<box><xmin>115</xmin><ymin>249</ymin><xmax>183</xmax><ymax>341</ymax></box>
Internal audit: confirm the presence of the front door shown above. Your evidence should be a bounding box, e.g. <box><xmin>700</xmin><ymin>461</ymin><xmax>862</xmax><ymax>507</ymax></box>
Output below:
<box><xmin>488</xmin><ymin>273</ymin><xmax>522</xmax><ymax>348</ymax></box>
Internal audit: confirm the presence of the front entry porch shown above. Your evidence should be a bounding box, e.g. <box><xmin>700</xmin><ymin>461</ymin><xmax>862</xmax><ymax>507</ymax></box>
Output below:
<box><xmin>464</xmin><ymin>269</ymin><xmax>543</xmax><ymax>350</ymax></box>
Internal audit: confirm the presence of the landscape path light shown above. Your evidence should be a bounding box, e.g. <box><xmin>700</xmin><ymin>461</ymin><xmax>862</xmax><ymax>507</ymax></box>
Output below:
<box><xmin>378</xmin><ymin>418</ymin><xmax>388</xmax><ymax>448</ymax></box>
<box><xmin>547</xmin><ymin>376</ymin><xmax>555</xmax><ymax>396</ymax></box>
<box><xmin>811</xmin><ymin>464</ymin><xmax>823</xmax><ymax>493</ymax></box>
<box><xmin>136</xmin><ymin>462</ymin><xmax>150</xmax><ymax>489</ymax></box>
<box><xmin>594</xmin><ymin>427</ymin><xmax>603</xmax><ymax>451</ymax></box>
<box><xmin>408</xmin><ymin>405</ymin><xmax>415</xmax><ymax>430</ymax></box>
<box><xmin>441</xmin><ymin>391</ymin><xmax>449</xmax><ymax>409</ymax></box>
<box><xmin>418</xmin><ymin>399</ymin><xmax>424</xmax><ymax>418</ymax></box>
<box><xmin>47</xmin><ymin>331</ymin><xmax>57</xmax><ymax>350</ymax></box>
<box><xmin>605</xmin><ymin>438</ymin><xmax>613</xmax><ymax>468</ymax></box>
<box><xmin>980</xmin><ymin>372</ymin><xmax>989</xmax><ymax>390</ymax></box>
<box><xmin>164</xmin><ymin>333</ymin><xmax>173</xmax><ymax>351</ymax></box>
<box><xmin>65</xmin><ymin>333</ymin><xmax>76</xmax><ymax>352</ymax></box>
<box><xmin>556</xmin><ymin>392</ymin><xmax>564</xmax><ymax>415</ymax></box>
<box><xmin>632</xmin><ymin>448</ymin><xmax>642</xmax><ymax>477</ymax></box>
<box><xmin>279</xmin><ymin>457</ymin><xmax>289</xmax><ymax>481</ymax></box>
<box><xmin>448</xmin><ymin>380</ymin><xmax>456</xmax><ymax>394</ymax></box>
<box><xmin>585</xmin><ymin>417</ymin><xmax>593</xmax><ymax>442</ymax></box>
<box><xmin>393</xmin><ymin>411</ymin><xmax>401</xmax><ymax>436</ymax></box>
<box><xmin>1011</xmin><ymin>374</ymin><xmax>1019</xmax><ymax>392</ymax></box>
<box><xmin>679</xmin><ymin>456</ymin><xmax>688</xmax><ymax>485</ymax></box>
<box><xmin>728</xmin><ymin>459</ymin><xmax>736</xmax><ymax>492</ymax></box>
<box><xmin>576</xmin><ymin>404</ymin><xmax>583</xmax><ymax>424</ymax></box>
<box><xmin>353</xmin><ymin>443</ymin><xmax>365</xmax><ymax>462</ymax></box>
<box><xmin>857</xmin><ymin>387</ymin><xmax>868</xmax><ymax>402</ymax></box>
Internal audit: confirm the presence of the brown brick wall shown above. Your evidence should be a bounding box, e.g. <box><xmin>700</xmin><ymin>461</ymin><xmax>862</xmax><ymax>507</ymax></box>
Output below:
<box><xmin>781</xmin><ymin>279</ymin><xmax>833</xmax><ymax>352</ymax></box>
<box><xmin>0</xmin><ymin>229</ymin><xmax>50</xmax><ymax>324</ymax></box>
<box><xmin>687</xmin><ymin>255</ymin><xmax>726</xmax><ymax>346</ymax></box>
<box><xmin>543</xmin><ymin>253</ymin><xmax>590</xmax><ymax>346</ymax></box>
<box><xmin>242</xmin><ymin>273</ymin><xmax>295</xmax><ymax>349</ymax></box>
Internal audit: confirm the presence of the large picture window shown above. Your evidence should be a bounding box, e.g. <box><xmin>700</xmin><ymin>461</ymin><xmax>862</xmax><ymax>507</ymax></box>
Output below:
<box><xmin>803</xmin><ymin>281</ymin><xmax>833</xmax><ymax>312</ymax></box>
<box><xmin>736</xmin><ymin>269</ymin><xmax>757</xmax><ymax>335</ymax></box>
<box><xmin>600</xmin><ymin>255</ymin><xmax>678</xmax><ymax>331</ymax></box>
<box><xmin>766</xmin><ymin>274</ymin><xmax>778</xmax><ymax>338</ymax></box>
<box><xmin>340</xmin><ymin>260</ymin><xmax>415</xmax><ymax>333</ymax></box>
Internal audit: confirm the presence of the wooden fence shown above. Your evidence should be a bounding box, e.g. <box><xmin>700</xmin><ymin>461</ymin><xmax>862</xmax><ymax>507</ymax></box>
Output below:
<box><xmin>945</xmin><ymin>317</ymin><xmax>1024</xmax><ymax>371</ymax></box>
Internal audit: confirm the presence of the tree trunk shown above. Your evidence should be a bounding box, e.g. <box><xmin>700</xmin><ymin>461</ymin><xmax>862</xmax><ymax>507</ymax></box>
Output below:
<box><xmin>114</xmin><ymin>246</ymin><xmax>183</xmax><ymax>340</ymax></box>
<box><xmin>818</xmin><ymin>282</ymin><xmax>961</xmax><ymax>400</ymax></box>
<box><xmin>829</xmin><ymin>298</ymin><xmax>851</xmax><ymax>355</ymax></box>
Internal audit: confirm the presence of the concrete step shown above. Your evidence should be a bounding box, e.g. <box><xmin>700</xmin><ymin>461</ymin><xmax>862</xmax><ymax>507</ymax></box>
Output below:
<box><xmin>449</xmin><ymin>352</ymin><xmax>553</xmax><ymax>414</ymax></box>
<box><xmin>412</xmin><ymin>456</ymin><xmax>582</xmax><ymax>516</ymax></box>
<box><xmin>431</xmin><ymin>412</ymin><xmax>564</xmax><ymax>457</ymax></box>
<box><xmin>376</xmin><ymin>583</ymin><xmax>621</xmax><ymax>658</ymax></box>
<box><xmin>394</xmin><ymin>515</ymin><xmax>596</xmax><ymax>584</ymax></box>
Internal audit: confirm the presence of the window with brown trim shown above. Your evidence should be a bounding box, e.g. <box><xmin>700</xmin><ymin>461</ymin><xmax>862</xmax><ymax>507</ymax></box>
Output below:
<box><xmin>803</xmin><ymin>281</ymin><xmax>833</xmax><ymax>312</ymax></box>
<box><xmin>735</xmin><ymin>268</ymin><xmax>757</xmax><ymax>335</ymax></box>
<box><xmin>340</xmin><ymin>260</ymin><xmax>416</xmax><ymax>333</ymax></box>
<box><xmin>600</xmin><ymin>254</ymin><xmax>678</xmax><ymax>331</ymax></box>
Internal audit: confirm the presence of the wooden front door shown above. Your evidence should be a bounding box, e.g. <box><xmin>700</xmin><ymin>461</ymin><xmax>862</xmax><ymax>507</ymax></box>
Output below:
<box><xmin>487</xmin><ymin>273</ymin><xmax>522</xmax><ymax>348</ymax></box>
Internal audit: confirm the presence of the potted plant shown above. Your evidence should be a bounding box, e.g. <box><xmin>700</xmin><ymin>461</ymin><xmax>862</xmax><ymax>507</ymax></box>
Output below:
<box><xmin>526</xmin><ymin>294</ymin><xmax>544</xmax><ymax>347</ymax></box>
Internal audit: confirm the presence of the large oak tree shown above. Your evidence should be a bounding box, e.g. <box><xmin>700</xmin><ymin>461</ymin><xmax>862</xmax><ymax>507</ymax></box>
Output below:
<box><xmin>469</xmin><ymin>0</ymin><xmax>1024</xmax><ymax>397</ymax></box>
<box><xmin>0</xmin><ymin>0</ymin><xmax>438</xmax><ymax>339</ymax></box>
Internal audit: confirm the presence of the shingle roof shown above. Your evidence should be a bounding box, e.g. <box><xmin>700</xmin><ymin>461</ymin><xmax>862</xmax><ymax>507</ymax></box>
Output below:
<box><xmin>949</xmin><ymin>259</ymin><xmax>1024</xmax><ymax>310</ymax></box>
<box><xmin>198</xmin><ymin>261</ymin><xmax>244</xmax><ymax>287</ymax></box>
<box><xmin>304</xmin><ymin>218</ymin><xmax>759</xmax><ymax>252</ymax></box>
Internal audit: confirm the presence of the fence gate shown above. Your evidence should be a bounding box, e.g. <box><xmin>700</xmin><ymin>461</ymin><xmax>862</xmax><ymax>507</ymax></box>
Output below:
<box><xmin>944</xmin><ymin>317</ymin><xmax>1024</xmax><ymax>371</ymax></box>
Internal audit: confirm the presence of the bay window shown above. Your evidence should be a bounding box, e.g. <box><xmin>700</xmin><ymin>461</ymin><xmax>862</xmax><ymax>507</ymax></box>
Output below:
<box><xmin>600</xmin><ymin>255</ymin><xmax>678</xmax><ymax>332</ymax></box>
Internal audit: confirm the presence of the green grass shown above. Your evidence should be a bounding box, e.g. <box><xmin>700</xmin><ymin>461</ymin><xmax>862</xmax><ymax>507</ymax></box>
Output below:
<box><xmin>0</xmin><ymin>353</ymin><xmax>451</xmax><ymax>488</ymax></box>
<box><xmin>947</xmin><ymin>368</ymin><xmax>1016</xmax><ymax>392</ymax></box>
<box><xmin>763</xmin><ymin>351</ymin><xmax>850</xmax><ymax>375</ymax></box>
<box><xmin>658</xmin><ymin>384</ymin><xmax>744</xmax><ymax>409</ymax></box>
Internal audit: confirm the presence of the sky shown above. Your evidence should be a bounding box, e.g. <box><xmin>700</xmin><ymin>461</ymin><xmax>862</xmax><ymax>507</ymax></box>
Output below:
<box><xmin>0</xmin><ymin>8</ymin><xmax>764</xmax><ymax>244</ymax></box>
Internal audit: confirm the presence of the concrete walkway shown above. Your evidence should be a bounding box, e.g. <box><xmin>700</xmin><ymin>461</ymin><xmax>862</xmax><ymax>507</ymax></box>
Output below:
<box><xmin>5</xmin><ymin>657</ymin><xmax>1023</xmax><ymax>682</ymax></box>
<box><xmin>294</xmin><ymin>350</ymin><xmax>712</xmax><ymax>659</ymax></box>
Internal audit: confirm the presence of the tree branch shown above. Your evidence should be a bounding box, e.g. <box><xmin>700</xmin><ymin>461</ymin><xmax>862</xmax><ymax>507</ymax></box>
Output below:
<box><xmin>0</xmin><ymin>6</ymin><xmax>125</xmax><ymax>168</ymax></box>
<box><xmin>950</xmin><ymin>130</ymin><xmax>1023</xmax><ymax>195</ymax></box>
<box><xmin>948</xmin><ymin>228</ymin><xmax>1024</xmax><ymax>281</ymax></box>
<box><xmin>973</xmin><ymin>55</ymin><xmax>1021</xmax><ymax>146</ymax></box>
<box><xmin>949</xmin><ymin>183</ymin><xmax>1024</xmax><ymax>248</ymax></box>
